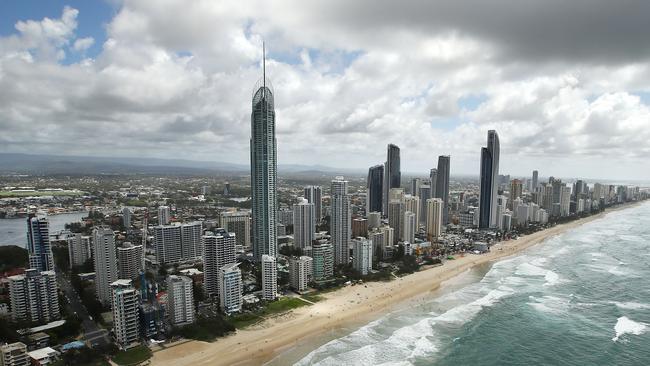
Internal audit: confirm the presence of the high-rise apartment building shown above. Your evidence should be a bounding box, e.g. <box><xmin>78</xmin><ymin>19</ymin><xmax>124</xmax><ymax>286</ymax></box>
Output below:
<box><xmin>410</xmin><ymin>178</ymin><xmax>421</xmax><ymax>196</ymax></box>
<box><xmin>352</xmin><ymin>238</ymin><xmax>373</xmax><ymax>276</ymax></box>
<box><xmin>426</xmin><ymin>198</ymin><xmax>444</xmax><ymax>240</ymax></box>
<box><xmin>117</xmin><ymin>243</ymin><xmax>144</xmax><ymax>280</ymax></box>
<box><xmin>261</xmin><ymin>255</ymin><xmax>277</xmax><ymax>301</ymax></box>
<box><xmin>219</xmin><ymin>263</ymin><xmax>242</xmax><ymax>313</ymax></box>
<box><xmin>304</xmin><ymin>186</ymin><xmax>323</xmax><ymax>222</ymax></box>
<box><xmin>402</xmin><ymin>211</ymin><xmax>417</xmax><ymax>244</ymax></box>
<box><xmin>166</xmin><ymin>275</ymin><xmax>195</xmax><ymax>326</ymax></box>
<box><xmin>293</xmin><ymin>198</ymin><xmax>315</xmax><ymax>249</ymax></box>
<box><xmin>366</xmin><ymin>165</ymin><xmax>384</xmax><ymax>214</ymax></box>
<box><xmin>532</xmin><ymin>170</ymin><xmax>539</xmax><ymax>191</ymax></box>
<box><xmin>250</xmin><ymin>47</ymin><xmax>278</xmax><ymax>261</ymax></box>
<box><xmin>202</xmin><ymin>229</ymin><xmax>236</xmax><ymax>298</ymax></box>
<box><xmin>331</xmin><ymin>177</ymin><xmax>351</xmax><ymax>265</ymax></box>
<box><xmin>429</xmin><ymin>169</ymin><xmax>438</xmax><ymax>199</ymax></box>
<box><xmin>417</xmin><ymin>184</ymin><xmax>431</xmax><ymax>225</ymax></box>
<box><xmin>383</xmin><ymin>144</ymin><xmax>401</xmax><ymax>215</ymax></box>
<box><xmin>154</xmin><ymin>222</ymin><xmax>202</xmax><ymax>264</ymax></box>
<box><xmin>219</xmin><ymin>211</ymin><xmax>251</xmax><ymax>250</ymax></box>
<box><xmin>67</xmin><ymin>233</ymin><xmax>91</xmax><ymax>267</ymax></box>
<box><xmin>9</xmin><ymin>269</ymin><xmax>59</xmax><ymax>323</ymax></box>
<box><xmin>93</xmin><ymin>227</ymin><xmax>118</xmax><ymax>305</ymax></box>
<box><xmin>435</xmin><ymin>155</ymin><xmax>451</xmax><ymax>225</ymax></box>
<box><xmin>289</xmin><ymin>256</ymin><xmax>313</xmax><ymax>292</ymax></box>
<box><xmin>510</xmin><ymin>179</ymin><xmax>523</xmax><ymax>205</ymax></box>
<box><xmin>26</xmin><ymin>216</ymin><xmax>54</xmax><ymax>272</ymax></box>
<box><xmin>111</xmin><ymin>280</ymin><xmax>139</xmax><ymax>349</ymax></box>
<box><xmin>158</xmin><ymin>206</ymin><xmax>171</xmax><ymax>225</ymax></box>
<box><xmin>311</xmin><ymin>240</ymin><xmax>334</xmax><ymax>280</ymax></box>
<box><xmin>403</xmin><ymin>195</ymin><xmax>420</xmax><ymax>229</ymax></box>
<box><xmin>479</xmin><ymin>130</ymin><xmax>500</xmax><ymax>228</ymax></box>
<box><xmin>122</xmin><ymin>207</ymin><xmax>132</xmax><ymax>228</ymax></box>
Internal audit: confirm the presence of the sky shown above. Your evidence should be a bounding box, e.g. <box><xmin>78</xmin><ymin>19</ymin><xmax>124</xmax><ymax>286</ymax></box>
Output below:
<box><xmin>1</xmin><ymin>0</ymin><xmax>649</xmax><ymax>180</ymax></box>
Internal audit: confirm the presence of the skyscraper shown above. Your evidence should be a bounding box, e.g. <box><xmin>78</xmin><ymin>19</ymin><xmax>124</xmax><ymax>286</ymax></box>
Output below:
<box><xmin>219</xmin><ymin>263</ymin><xmax>243</xmax><ymax>313</ymax></box>
<box><xmin>304</xmin><ymin>186</ymin><xmax>323</xmax><ymax>222</ymax></box>
<box><xmin>510</xmin><ymin>179</ymin><xmax>523</xmax><ymax>206</ymax></box>
<box><xmin>435</xmin><ymin>155</ymin><xmax>450</xmax><ymax>225</ymax></box>
<box><xmin>429</xmin><ymin>168</ymin><xmax>438</xmax><ymax>199</ymax></box>
<box><xmin>261</xmin><ymin>255</ymin><xmax>277</xmax><ymax>301</ymax></box>
<box><xmin>410</xmin><ymin>178</ymin><xmax>421</xmax><ymax>196</ymax></box>
<box><xmin>479</xmin><ymin>130</ymin><xmax>500</xmax><ymax>229</ymax></box>
<box><xmin>67</xmin><ymin>233</ymin><xmax>91</xmax><ymax>268</ymax></box>
<box><xmin>122</xmin><ymin>207</ymin><xmax>132</xmax><ymax>228</ymax></box>
<box><xmin>111</xmin><ymin>279</ymin><xmax>139</xmax><ymax>349</ymax></box>
<box><xmin>331</xmin><ymin>176</ymin><xmax>351</xmax><ymax>265</ymax></box>
<box><xmin>293</xmin><ymin>198</ymin><xmax>315</xmax><ymax>249</ymax></box>
<box><xmin>219</xmin><ymin>211</ymin><xmax>251</xmax><ymax>250</ymax></box>
<box><xmin>9</xmin><ymin>269</ymin><xmax>59</xmax><ymax>323</ymax></box>
<box><xmin>352</xmin><ymin>238</ymin><xmax>373</xmax><ymax>276</ymax></box>
<box><xmin>117</xmin><ymin>243</ymin><xmax>144</xmax><ymax>281</ymax></box>
<box><xmin>289</xmin><ymin>256</ymin><xmax>313</xmax><ymax>292</ymax></box>
<box><xmin>250</xmin><ymin>44</ymin><xmax>278</xmax><ymax>261</ymax></box>
<box><xmin>383</xmin><ymin>144</ymin><xmax>401</xmax><ymax>215</ymax></box>
<box><xmin>93</xmin><ymin>227</ymin><xmax>118</xmax><ymax>305</ymax></box>
<box><xmin>202</xmin><ymin>229</ymin><xmax>236</xmax><ymax>299</ymax></box>
<box><xmin>532</xmin><ymin>170</ymin><xmax>539</xmax><ymax>191</ymax></box>
<box><xmin>402</xmin><ymin>211</ymin><xmax>416</xmax><ymax>244</ymax></box>
<box><xmin>166</xmin><ymin>275</ymin><xmax>195</xmax><ymax>326</ymax></box>
<box><xmin>154</xmin><ymin>222</ymin><xmax>203</xmax><ymax>264</ymax></box>
<box><xmin>158</xmin><ymin>206</ymin><xmax>171</xmax><ymax>225</ymax></box>
<box><xmin>26</xmin><ymin>216</ymin><xmax>54</xmax><ymax>272</ymax></box>
<box><xmin>366</xmin><ymin>164</ymin><xmax>384</xmax><ymax>214</ymax></box>
<box><xmin>426</xmin><ymin>198</ymin><xmax>444</xmax><ymax>240</ymax></box>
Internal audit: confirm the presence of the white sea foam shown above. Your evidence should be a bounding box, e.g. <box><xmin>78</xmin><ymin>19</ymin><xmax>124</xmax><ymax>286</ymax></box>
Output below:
<box><xmin>612</xmin><ymin>316</ymin><xmax>647</xmax><ymax>342</ymax></box>
<box><xmin>435</xmin><ymin>286</ymin><xmax>514</xmax><ymax>324</ymax></box>
<box><xmin>543</xmin><ymin>270</ymin><xmax>561</xmax><ymax>286</ymax></box>
<box><xmin>515</xmin><ymin>262</ymin><xmax>548</xmax><ymax>277</ymax></box>
<box><xmin>611</xmin><ymin>301</ymin><xmax>650</xmax><ymax>310</ymax></box>
<box><xmin>528</xmin><ymin>295</ymin><xmax>569</xmax><ymax>315</ymax></box>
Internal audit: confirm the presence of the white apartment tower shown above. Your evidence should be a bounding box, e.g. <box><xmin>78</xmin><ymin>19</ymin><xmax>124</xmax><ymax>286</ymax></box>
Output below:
<box><xmin>9</xmin><ymin>269</ymin><xmax>59</xmax><ymax>323</ymax></box>
<box><xmin>166</xmin><ymin>275</ymin><xmax>195</xmax><ymax>326</ymax></box>
<box><xmin>219</xmin><ymin>263</ymin><xmax>243</xmax><ymax>313</ymax></box>
<box><xmin>402</xmin><ymin>211</ymin><xmax>417</xmax><ymax>243</ymax></box>
<box><xmin>261</xmin><ymin>255</ymin><xmax>277</xmax><ymax>301</ymax></box>
<box><xmin>158</xmin><ymin>205</ymin><xmax>171</xmax><ymax>225</ymax></box>
<box><xmin>154</xmin><ymin>222</ymin><xmax>202</xmax><ymax>264</ymax></box>
<box><xmin>331</xmin><ymin>177</ymin><xmax>351</xmax><ymax>265</ymax></box>
<box><xmin>93</xmin><ymin>227</ymin><xmax>118</xmax><ymax>305</ymax></box>
<box><xmin>111</xmin><ymin>279</ymin><xmax>139</xmax><ymax>349</ymax></box>
<box><xmin>117</xmin><ymin>242</ymin><xmax>144</xmax><ymax>280</ymax></box>
<box><xmin>352</xmin><ymin>238</ymin><xmax>373</xmax><ymax>276</ymax></box>
<box><xmin>426</xmin><ymin>198</ymin><xmax>444</xmax><ymax>241</ymax></box>
<box><xmin>293</xmin><ymin>198</ymin><xmax>315</xmax><ymax>249</ymax></box>
<box><xmin>202</xmin><ymin>229</ymin><xmax>237</xmax><ymax>299</ymax></box>
<box><xmin>289</xmin><ymin>256</ymin><xmax>313</xmax><ymax>292</ymax></box>
<box><xmin>67</xmin><ymin>233</ymin><xmax>91</xmax><ymax>267</ymax></box>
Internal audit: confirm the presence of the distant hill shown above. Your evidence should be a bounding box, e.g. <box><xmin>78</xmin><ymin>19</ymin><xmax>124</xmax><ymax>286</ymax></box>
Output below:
<box><xmin>0</xmin><ymin>153</ymin><xmax>363</xmax><ymax>176</ymax></box>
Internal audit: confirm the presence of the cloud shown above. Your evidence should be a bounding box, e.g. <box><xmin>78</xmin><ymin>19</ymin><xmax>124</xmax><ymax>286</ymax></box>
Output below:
<box><xmin>0</xmin><ymin>0</ymin><xmax>650</xmax><ymax>180</ymax></box>
<box><xmin>73</xmin><ymin>37</ymin><xmax>94</xmax><ymax>52</ymax></box>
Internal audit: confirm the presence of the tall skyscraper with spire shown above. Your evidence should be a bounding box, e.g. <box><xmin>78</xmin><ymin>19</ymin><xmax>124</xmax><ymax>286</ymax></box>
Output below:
<box><xmin>250</xmin><ymin>43</ymin><xmax>278</xmax><ymax>261</ymax></box>
<box><xmin>479</xmin><ymin>130</ymin><xmax>500</xmax><ymax>229</ymax></box>
<box><xmin>382</xmin><ymin>144</ymin><xmax>401</xmax><ymax>215</ymax></box>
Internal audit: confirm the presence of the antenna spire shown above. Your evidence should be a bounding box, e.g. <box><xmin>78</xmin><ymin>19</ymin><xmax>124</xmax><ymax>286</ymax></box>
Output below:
<box><xmin>263</xmin><ymin>41</ymin><xmax>266</xmax><ymax>90</ymax></box>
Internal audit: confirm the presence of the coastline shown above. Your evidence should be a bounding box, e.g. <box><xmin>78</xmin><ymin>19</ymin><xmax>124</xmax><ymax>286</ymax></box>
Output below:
<box><xmin>151</xmin><ymin>201</ymin><xmax>646</xmax><ymax>366</ymax></box>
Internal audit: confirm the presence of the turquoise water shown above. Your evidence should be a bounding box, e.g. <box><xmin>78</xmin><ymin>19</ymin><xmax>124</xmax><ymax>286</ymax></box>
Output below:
<box><xmin>295</xmin><ymin>202</ymin><xmax>650</xmax><ymax>365</ymax></box>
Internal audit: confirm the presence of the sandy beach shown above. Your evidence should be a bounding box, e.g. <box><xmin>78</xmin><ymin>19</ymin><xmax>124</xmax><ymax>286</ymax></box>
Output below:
<box><xmin>151</xmin><ymin>202</ymin><xmax>643</xmax><ymax>366</ymax></box>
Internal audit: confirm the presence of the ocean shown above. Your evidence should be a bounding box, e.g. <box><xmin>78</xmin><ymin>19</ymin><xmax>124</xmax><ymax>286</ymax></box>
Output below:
<box><xmin>289</xmin><ymin>202</ymin><xmax>650</xmax><ymax>365</ymax></box>
<box><xmin>0</xmin><ymin>212</ymin><xmax>87</xmax><ymax>247</ymax></box>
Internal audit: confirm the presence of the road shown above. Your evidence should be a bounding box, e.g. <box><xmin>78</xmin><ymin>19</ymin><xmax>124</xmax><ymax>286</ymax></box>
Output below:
<box><xmin>57</xmin><ymin>273</ymin><xmax>111</xmax><ymax>348</ymax></box>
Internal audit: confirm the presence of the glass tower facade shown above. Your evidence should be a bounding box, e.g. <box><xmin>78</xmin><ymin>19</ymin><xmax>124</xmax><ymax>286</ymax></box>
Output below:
<box><xmin>250</xmin><ymin>72</ymin><xmax>278</xmax><ymax>261</ymax></box>
<box><xmin>367</xmin><ymin>164</ymin><xmax>384</xmax><ymax>214</ymax></box>
<box><xmin>27</xmin><ymin>216</ymin><xmax>54</xmax><ymax>272</ymax></box>
<box><xmin>479</xmin><ymin>130</ymin><xmax>500</xmax><ymax>229</ymax></box>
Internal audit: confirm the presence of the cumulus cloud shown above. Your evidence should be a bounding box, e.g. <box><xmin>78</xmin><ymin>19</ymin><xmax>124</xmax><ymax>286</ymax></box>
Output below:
<box><xmin>0</xmin><ymin>0</ymin><xmax>649</xmax><ymax>179</ymax></box>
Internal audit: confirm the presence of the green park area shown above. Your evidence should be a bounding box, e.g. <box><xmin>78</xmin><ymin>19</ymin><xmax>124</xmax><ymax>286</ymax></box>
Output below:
<box><xmin>229</xmin><ymin>297</ymin><xmax>311</xmax><ymax>329</ymax></box>
<box><xmin>111</xmin><ymin>345</ymin><xmax>152</xmax><ymax>366</ymax></box>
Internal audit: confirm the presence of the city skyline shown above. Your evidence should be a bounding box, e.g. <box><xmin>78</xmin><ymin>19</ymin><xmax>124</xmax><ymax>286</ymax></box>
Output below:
<box><xmin>1</xmin><ymin>1</ymin><xmax>650</xmax><ymax>180</ymax></box>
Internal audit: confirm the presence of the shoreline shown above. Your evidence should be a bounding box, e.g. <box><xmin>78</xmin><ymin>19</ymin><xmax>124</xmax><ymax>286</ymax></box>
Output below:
<box><xmin>151</xmin><ymin>201</ymin><xmax>646</xmax><ymax>366</ymax></box>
